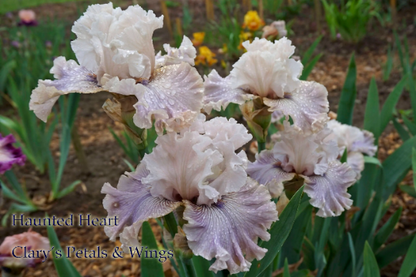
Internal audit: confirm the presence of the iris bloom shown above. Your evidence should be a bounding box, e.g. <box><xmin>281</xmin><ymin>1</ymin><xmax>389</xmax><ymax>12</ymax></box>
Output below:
<box><xmin>242</xmin><ymin>11</ymin><xmax>264</xmax><ymax>31</ymax></box>
<box><xmin>0</xmin><ymin>134</ymin><xmax>25</xmax><ymax>174</ymax></box>
<box><xmin>262</xmin><ymin>21</ymin><xmax>287</xmax><ymax>39</ymax></box>
<box><xmin>325</xmin><ymin>120</ymin><xmax>377</xmax><ymax>177</ymax></box>
<box><xmin>102</xmin><ymin>115</ymin><xmax>278</xmax><ymax>274</ymax></box>
<box><xmin>247</xmin><ymin>123</ymin><xmax>357</xmax><ymax>217</ymax></box>
<box><xmin>18</xmin><ymin>10</ymin><xmax>37</xmax><ymax>26</ymax></box>
<box><xmin>0</xmin><ymin>230</ymin><xmax>49</xmax><ymax>275</ymax></box>
<box><xmin>30</xmin><ymin>3</ymin><xmax>203</xmax><ymax>134</ymax></box>
<box><xmin>203</xmin><ymin>37</ymin><xmax>329</xmax><ymax>133</ymax></box>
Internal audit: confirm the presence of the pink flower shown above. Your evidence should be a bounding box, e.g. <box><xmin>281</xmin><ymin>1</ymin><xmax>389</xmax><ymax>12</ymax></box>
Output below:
<box><xmin>0</xmin><ymin>230</ymin><xmax>50</xmax><ymax>269</ymax></box>
<box><xmin>18</xmin><ymin>10</ymin><xmax>37</xmax><ymax>26</ymax></box>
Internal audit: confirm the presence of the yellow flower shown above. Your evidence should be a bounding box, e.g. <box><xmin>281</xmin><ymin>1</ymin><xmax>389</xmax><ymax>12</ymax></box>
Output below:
<box><xmin>238</xmin><ymin>32</ymin><xmax>252</xmax><ymax>50</ymax></box>
<box><xmin>218</xmin><ymin>43</ymin><xmax>228</xmax><ymax>54</ymax></box>
<box><xmin>242</xmin><ymin>11</ymin><xmax>264</xmax><ymax>31</ymax></box>
<box><xmin>195</xmin><ymin>46</ymin><xmax>218</xmax><ymax>66</ymax></box>
<box><xmin>192</xmin><ymin>32</ymin><xmax>205</xmax><ymax>46</ymax></box>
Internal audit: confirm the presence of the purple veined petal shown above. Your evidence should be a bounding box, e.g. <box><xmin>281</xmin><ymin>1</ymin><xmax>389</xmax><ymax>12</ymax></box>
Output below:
<box><xmin>155</xmin><ymin>35</ymin><xmax>196</xmax><ymax>68</ymax></box>
<box><xmin>101</xmin><ymin>163</ymin><xmax>180</xmax><ymax>251</ymax></box>
<box><xmin>346</xmin><ymin>151</ymin><xmax>364</xmax><ymax>179</ymax></box>
<box><xmin>202</xmin><ymin>70</ymin><xmax>247</xmax><ymax>114</ymax></box>
<box><xmin>0</xmin><ymin>134</ymin><xmax>26</xmax><ymax>174</ymax></box>
<box><xmin>303</xmin><ymin>161</ymin><xmax>357</xmax><ymax>217</ymax></box>
<box><xmin>202</xmin><ymin>117</ymin><xmax>253</xmax><ymax>149</ymax></box>
<box><xmin>29</xmin><ymin>57</ymin><xmax>102</xmax><ymax>122</ymax></box>
<box><xmin>182</xmin><ymin>178</ymin><xmax>278</xmax><ymax>274</ymax></box>
<box><xmin>133</xmin><ymin>62</ymin><xmax>204</xmax><ymax>134</ymax></box>
<box><xmin>265</xmin><ymin>81</ymin><xmax>329</xmax><ymax>133</ymax></box>
<box><xmin>351</xmin><ymin>130</ymin><xmax>377</xmax><ymax>156</ymax></box>
<box><xmin>247</xmin><ymin>150</ymin><xmax>295</xmax><ymax>197</ymax></box>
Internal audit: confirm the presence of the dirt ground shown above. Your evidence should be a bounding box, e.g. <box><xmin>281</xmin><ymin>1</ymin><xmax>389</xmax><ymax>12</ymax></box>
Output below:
<box><xmin>0</xmin><ymin>1</ymin><xmax>416</xmax><ymax>276</ymax></box>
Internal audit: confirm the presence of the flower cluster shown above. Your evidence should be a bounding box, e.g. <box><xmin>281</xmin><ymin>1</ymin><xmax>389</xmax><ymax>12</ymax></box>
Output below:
<box><xmin>29</xmin><ymin>2</ymin><xmax>377</xmax><ymax>274</ymax></box>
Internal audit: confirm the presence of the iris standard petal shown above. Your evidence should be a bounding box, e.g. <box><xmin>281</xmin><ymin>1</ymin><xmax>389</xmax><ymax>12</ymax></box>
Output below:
<box><xmin>155</xmin><ymin>36</ymin><xmax>197</xmax><ymax>68</ymax></box>
<box><xmin>264</xmin><ymin>81</ymin><xmax>329</xmax><ymax>133</ymax></box>
<box><xmin>101</xmin><ymin>164</ymin><xmax>180</xmax><ymax>251</ymax></box>
<box><xmin>133</xmin><ymin>62</ymin><xmax>204</xmax><ymax>134</ymax></box>
<box><xmin>182</xmin><ymin>178</ymin><xmax>278</xmax><ymax>274</ymax></box>
<box><xmin>29</xmin><ymin>57</ymin><xmax>102</xmax><ymax>122</ymax></box>
<box><xmin>303</xmin><ymin>161</ymin><xmax>356</xmax><ymax>217</ymax></box>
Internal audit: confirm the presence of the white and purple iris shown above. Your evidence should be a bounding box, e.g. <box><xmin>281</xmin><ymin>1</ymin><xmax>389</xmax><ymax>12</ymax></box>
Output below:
<box><xmin>247</xmin><ymin>123</ymin><xmax>358</xmax><ymax>217</ymax></box>
<box><xmin>0</xmin><ymin>134</ymin><xmax>25</xmax><ymax>174</ymax></box>
<box><xmin>324</xmin><ymin>119</ymin><xmax>377</xmax><ymax>177</ymax></box>
<box><xmin>102</xmin><ymin>115</ymin><xmax>278</xmax><ymax>274</ymax></box>
<box><xmin>30</xmin><ymin>3</ymin><xmax>203</xmax><ymax>134</ymax></box>
<box><xmin>203</xmin><ymin>37</ymin><xmax>329</xmax><ymax>133</ymax></box>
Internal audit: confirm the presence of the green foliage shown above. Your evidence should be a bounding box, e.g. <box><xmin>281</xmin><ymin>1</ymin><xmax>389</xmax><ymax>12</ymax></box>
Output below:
<box><xmin>321</xmin><ymin>0</ymin><xmax>380</xmax><ymax>43</ymax></box>
<box><xmin>0</xmin><ymin>21</ymin><xmax>81</xmax><ymax>219</ymax></box>
<box><xmin>336</xmin><ymin>54</ymin><xmax>356</xmax><ymax>125</ymax></box>
<box><xmin>141</xmin><ymin>221</ymin><xmax>165</xmax><ymax>277</ymax></box>
<box><xmin>47</xmin><ymin>223</ymin><xmax>82</xmax><ymax>277</ymax></box>
<box><xmin>300</xmin><ymin>36</ymin><xmax>323</xmax><ymax>81</ymax></box>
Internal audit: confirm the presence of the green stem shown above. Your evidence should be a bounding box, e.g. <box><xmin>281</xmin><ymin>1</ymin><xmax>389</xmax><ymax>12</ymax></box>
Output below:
<box><xmin>163</xmin><ymin>212</ymin><xmax>178</xmax><ymax>238</ymax></box>
<box><xmin>258</xmin><ymin>141</ymin><xmax>266</xmax><ymax>153</ymax></box>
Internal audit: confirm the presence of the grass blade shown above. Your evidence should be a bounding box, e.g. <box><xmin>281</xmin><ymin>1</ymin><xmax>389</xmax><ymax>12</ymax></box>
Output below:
<box><xmin>363</xmin><ymin>242</ymin><xmax>380</xmax><ymax>277</ymax></box>
<box><xmin>380</xmin><ymin>76</ymin><xmax>406</xmax><ymax>134</ymax></box>
<box><xmin>337</xmin><ymin>54</ymin><xmax>357</xmax><ymax>125</ymax></box>
<box><xmin>397</xmin><ymin>234</ymin><xmax>416</xmax><ymax>277</ymax></box>
<box><xmin>141</xmin><ymin>221</ymin><xmax>165</xmax><ymax>277</ymax></box>
<box><xmin>363</xmin><ymin>78</ymin><xmax>380</xmax><ymax>138</ymax></box>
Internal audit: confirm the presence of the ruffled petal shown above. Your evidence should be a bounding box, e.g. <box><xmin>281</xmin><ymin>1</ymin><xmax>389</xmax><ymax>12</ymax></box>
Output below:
<box><xmin>346</xmin><ymin>151</ymin><xmax>364</xmax><ymax>178</ymax></box>
<box><xmin>202</xmin><ymin>70</ymin><xmax>246</xmax><ymax>113</ymax></box>
<box><xmin>142</xmin><ymin>123</ymin><xmax>249</xmax><ymax>205</ymax></box>
<box><xmin>247</xmin><ymin>150</ymin><xmax>295</xmax><ymax>198</ymax></box>
<box><xmin>182</xmin><ymin>178</ymin><xmax>278</xmax><ymax>274</ymax></box>
<box><xmin>155</xmin><ymin>36</ymin><xmax>196</xmax><ymax>68</ymax></box>
<box><xmin>352</xmin><ymin>130</ymin><xmax>377</xmax><ymax>156</ymax></box>
<box><xmin>265</xmin><ymin>81</ymin><xmax>329</xmax><ymax>133</ymax></box>
<box><xmin>133</xmin><ymin>62</ymin><xmax>204</xmax><ymax>134</ymax></box>
<box><xmin>71</xmin><ymin>3</ymin><xmax>163</xmax><ymax>81</ymax></box>
<box><xmin>101</xmin><ymin>164</ymin><xmax>180</xmax><ymax>251</ymax></box>
<box><xmin>29</xmin><ymin>57</ymin><xmax>101</xmax><ymax>122</ymax></box>
<box><xmin>0</xmin><ymin>134</ymin><xmax>26</xmax><ymax>174</ymax></box>
<box><xmin>325</xmin><ymin>120</ymin><xmax>377</xmax><ymax>157</ymax></box>
<box><xmin>232</xmin><ymin>37</ymin><xmax>302</xmax><ymax>98</ymax></box>
<box><xmin>202</xmin><ymin>117</ymin><xmax>253</xmax><ymax>149</ymax></box>
<box><xmin>303</xmin><ymin>161</ymin><xmax>356</xmax><ymax>217</ymax></box>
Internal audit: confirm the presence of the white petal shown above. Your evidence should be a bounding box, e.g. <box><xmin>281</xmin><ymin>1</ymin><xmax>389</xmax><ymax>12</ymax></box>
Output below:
<box><xmin>155</xmin><ymin>36</ymin><xmax>196</xmax><ymax>68</ymax></box>
<box><xmin>265</xmin><ymin>81</ymin><xmax>329</xmax><ymax>133</ymax></box>
<box><xmin>303</xmin><ymin>161</ymin><xmax>356</xmax><ymax>217</ymax></box>
<box><xmin>29</xmin><ymin>57</ymin><xmax>101</xmax><ymax>122</ymax></box>
<box><xmin>233</xmin><ymin>37</ymin><xmax>302</xmax><ymax>98</ymax></box>
<box><xmin>183</xmin><ymin>178</ymin><xmax>278</xmax><ymax>274</ymax></box>
<box><xmin>71</xmin><ymin>3</ymin><xmax>162</xmax><ymax>81</ymax></box>
<box><xmin>101</xmin><ymin>164</ymin><xmax>180</xmax><ymax>251</ymax></box>
<box><xmin>325</xmin><ymin>120</ymin><xmax>377</xmax><ymax>156</ymax></box>
<box><xmin>247</xmin><ymin>150</ymin><xmax>295</xmax><ymax>198</ymax></box>
<box><xmin>133</xmin><ymin>63</ymin><xmax>204</xmax><ymax>134</ymax></box>
<box><xmin>202</xmin><ymin>117</ymin><xmax>253</xmax><ymax>149</ymax></box>
<box><xmin>347</xmin><ymin>151</ymin><xmax>364</xmax><ymax>178</ymax></box>
<box><xmin>202</xmin><ymin>70</ymin><xmax>246</xmax><ymax>113</ymax></box>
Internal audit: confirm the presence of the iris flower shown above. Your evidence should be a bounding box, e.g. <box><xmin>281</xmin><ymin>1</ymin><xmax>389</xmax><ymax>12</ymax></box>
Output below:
<box><xmin>0</xmin><ymin>134</ymin><xmax>25</xmax><ymax>174</ymax></box>
<box><xmin>102</xmin><ymin>115</ymin><xmax>278</xmax><ymax>273</ymax></box>
<box><xmin>203</xmin><ymin>37</ymin><xmax>329</xmax><ymax>133</ymax></box>
<box><xmin>324</xmin><ymin>120</ymin><xmax>377</xmax><ymax>177</ymax></box>
<box><xmin>247</xmin><ymin>123</ymin><xmax>357</xmax><ymax>217</ymax></box>
<box><xmin>30</xmin><ymin>3</ymin><xmax>203</xmax><ymax>134</ymax></box>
